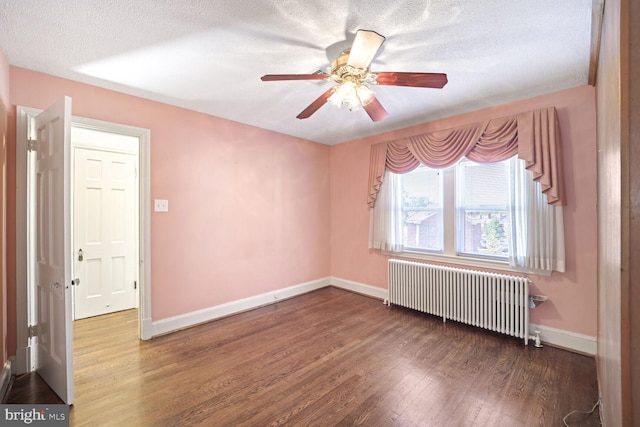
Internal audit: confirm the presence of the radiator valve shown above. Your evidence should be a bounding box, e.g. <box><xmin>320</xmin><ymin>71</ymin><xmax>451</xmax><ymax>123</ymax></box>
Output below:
<box><xmin>530</xmin><ymin>329</ymin><xmax>543</xmax><ymax>348</ymax></box>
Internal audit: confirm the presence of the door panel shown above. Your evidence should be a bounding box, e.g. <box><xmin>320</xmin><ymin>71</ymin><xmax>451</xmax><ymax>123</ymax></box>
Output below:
<box><xmin>73</xmin><ymin>147</ymin><xmax>137</xmax><ymax>319</ymax></box>
<box><xmin>34</xmin><ymin>96</ymin><xmax>74</xmax><ymax>405</ymax></box>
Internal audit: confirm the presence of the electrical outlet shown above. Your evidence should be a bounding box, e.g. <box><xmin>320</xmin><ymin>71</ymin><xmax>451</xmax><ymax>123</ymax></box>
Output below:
<box><xmin>154</xmin><ymin>199</ymin><xmax>169</xmax><ymax>212</ymax></box>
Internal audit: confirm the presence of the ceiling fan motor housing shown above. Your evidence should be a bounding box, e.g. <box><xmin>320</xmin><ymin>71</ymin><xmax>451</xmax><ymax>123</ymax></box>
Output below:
<box><xmin>330</xmin><ymin>49</ymin><xmax>376</xmax><ymax>85</ymax></box>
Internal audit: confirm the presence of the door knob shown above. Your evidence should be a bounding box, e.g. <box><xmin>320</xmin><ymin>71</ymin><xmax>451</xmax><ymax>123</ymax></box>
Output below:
<box><xmin>78</xmin><ymin>248</ymin><xmax>84</xmax><ymax>262</ymax></box>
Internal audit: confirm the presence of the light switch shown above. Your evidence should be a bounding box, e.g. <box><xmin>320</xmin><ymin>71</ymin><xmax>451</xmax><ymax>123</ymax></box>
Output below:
<box><xmin>154</xmin><ymin>199</ymin><xmax>169</xmax><ymax>212</ymax></box>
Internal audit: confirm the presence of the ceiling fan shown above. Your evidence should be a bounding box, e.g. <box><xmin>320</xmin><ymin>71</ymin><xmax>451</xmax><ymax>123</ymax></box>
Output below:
<box><xmin>261</xmin><ymin>29</ymin><xmax>448</xmax><ymax>122</ymax></box>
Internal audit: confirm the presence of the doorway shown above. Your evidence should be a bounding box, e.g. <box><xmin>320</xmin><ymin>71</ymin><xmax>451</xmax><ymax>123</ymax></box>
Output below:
<box><xmin>71</xmin><ymin>126</ymin><xmax>139</xmax><ymax>320</ymax></box>
<box><xmin>15</xmin><ymin>107</ymin><xmax>153</xmax><ymax>378</ymax></box>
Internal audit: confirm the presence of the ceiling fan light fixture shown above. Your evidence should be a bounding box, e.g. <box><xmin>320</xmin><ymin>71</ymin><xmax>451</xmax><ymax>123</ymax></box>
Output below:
<box><xmin>356</xmin><ymin>84</ymin><xmax>375</xmax><ymax>106</ymax></box>
<box><xmin>328</xmin><ymin>81</ymin><xmax>375</xmax><ymax>111</ymax></box>
<box><xmin>328</xmin><ymin>81</ymin><xmax>357</xmax><ymax>110</ymax></box>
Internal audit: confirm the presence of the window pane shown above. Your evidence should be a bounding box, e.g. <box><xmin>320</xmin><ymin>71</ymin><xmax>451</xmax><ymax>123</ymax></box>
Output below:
<box><xmin>461</xmin><ymin>211</ymin><xmax>509</xmax><ymax>256</ymax></box>
<box><xmin>401</xmin><ymin>167</ymin><xmax>443</xmax><ymax>251</ymax></box>
<box><xmin>461</xmin><ymin>162</ymin><xmax>508</xmax><ymax>207</ymax></box>
<box><xmin>457</xmin><ymin>160</ymin><xmax>510</xmax><ymax>258</ymax></box>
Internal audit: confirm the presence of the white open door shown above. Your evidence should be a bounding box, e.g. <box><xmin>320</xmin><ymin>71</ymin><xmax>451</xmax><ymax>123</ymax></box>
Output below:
<box><xmin>33</xmin><ymin>96</ymin><xmax>74</xmax><ymax>405</ymax></box>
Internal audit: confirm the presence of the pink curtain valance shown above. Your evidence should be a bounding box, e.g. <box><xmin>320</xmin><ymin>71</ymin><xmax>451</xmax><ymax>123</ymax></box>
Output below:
<box><xmin>367</xmin><ymin>107</ymin><xmax>564</xmax><ymax>207</ymax></box>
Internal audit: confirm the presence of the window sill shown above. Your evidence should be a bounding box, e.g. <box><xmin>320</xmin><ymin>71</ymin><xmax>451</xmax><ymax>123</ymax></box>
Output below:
<box><xmin>384</xmin><ymin>250</ymin><xmax>551</xmax><ymax>277</ymax></box>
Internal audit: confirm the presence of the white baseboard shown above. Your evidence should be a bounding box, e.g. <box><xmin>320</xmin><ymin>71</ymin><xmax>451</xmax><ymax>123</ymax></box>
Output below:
<box><xmin>140</xmin><ymin>317</ymin><xmax>154</xmax><ymax>341</ymax></box>
<box><xmin>144</xmin><ymin>275</ymin><xmax>596</xmax><ymax>357</ymax></box>
<box><xmin>1</xmin><ymin>359</ymin><xmax>12</xmax><ymax>402</ymax></box>
<box><xmin>530</xmin><ymin>323</ymin><xmax>597</xmax><ymax>356</ymax></box>
<box><xmin>330</xmin><ymin>277</ymin><xmax>389</xmax><ymax>300</ymax></box>
<box><xmin>149</xmin><ymin>277</ymin><xmax>331</xmax><ymax>338</ymax></box>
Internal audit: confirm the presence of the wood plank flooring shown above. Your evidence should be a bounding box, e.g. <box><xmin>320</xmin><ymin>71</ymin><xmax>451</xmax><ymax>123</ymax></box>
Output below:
<box><xmin>6</xmin><ymin>287</ymin><xmax>601</xmax><ymax>426</ymax></box>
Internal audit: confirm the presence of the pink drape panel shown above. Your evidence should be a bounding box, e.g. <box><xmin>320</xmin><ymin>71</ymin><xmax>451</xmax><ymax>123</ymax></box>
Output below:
<box><xmin>516</xmin><ymin>108</ymin><xmax>564</xmax><ymax>205</ymax></box>
<box><xmin>367</xmin><ymin>107</ymin><xmax>564</xmax><ymax>208</ymax></box>
<box><xmin>367</xmin><ymin>142</ymin><xmax>388</xmax><ymax>208</ymax></box>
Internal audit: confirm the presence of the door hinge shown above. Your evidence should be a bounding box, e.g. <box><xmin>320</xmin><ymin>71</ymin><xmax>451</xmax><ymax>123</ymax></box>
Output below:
<box><xmin>27</xmin><ymin>138</ymin><xmax>37</xmax><ymax>152</ymax></box>
<box><xmin>28</xmin><ymin>324</ymin><xmax>38</xmax><ymax>338</ymax></box>
<box><xmin>134</xmin><ymin>281</ymin><xmax>137</xmax><ymax>290</ymax></box>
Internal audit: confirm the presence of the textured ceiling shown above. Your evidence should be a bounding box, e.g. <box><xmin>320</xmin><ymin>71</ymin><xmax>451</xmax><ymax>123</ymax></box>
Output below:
<box><xmin>0</xmin><ymin>0</ymin><xmax>594</xmax><ymax>145</ymax></box>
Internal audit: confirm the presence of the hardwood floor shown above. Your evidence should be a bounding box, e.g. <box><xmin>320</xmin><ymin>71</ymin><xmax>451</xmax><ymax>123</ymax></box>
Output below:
<box><xmin>4</xmin><ymin>372</ymin><xmax>63</xmax><ymax>404</ymax></box>
<box><xmin>6</xmin><ymin>287</ymin><xmax>601</xmax><ymax>426</ymax></box>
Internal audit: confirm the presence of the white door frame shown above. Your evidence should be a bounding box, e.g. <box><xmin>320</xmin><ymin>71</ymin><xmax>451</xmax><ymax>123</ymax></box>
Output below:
<box><xmin>15</xmin><ymin>107</ymin><xmax>153</xmax><ymax>374</ymax></box>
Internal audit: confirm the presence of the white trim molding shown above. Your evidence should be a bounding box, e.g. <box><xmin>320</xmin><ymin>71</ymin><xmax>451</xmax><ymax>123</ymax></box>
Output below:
<box><xmin>15</xmin><ymin>106</ymin><xmax>40</xmax><ymax>375</ymax></box>
<box><xmin>330</xmin><ymin>277</ymin><xmax>388</xmax><ymax>301</ymax></box>
<box><xmin>529</xmin><ymin>323</ymin><xmax>597</xmax><ymax>356</ymax></box>
<box><xmin>148</xmin><ymin>278</ymin><xmax>331</xmax><ymax>338</ymax></box>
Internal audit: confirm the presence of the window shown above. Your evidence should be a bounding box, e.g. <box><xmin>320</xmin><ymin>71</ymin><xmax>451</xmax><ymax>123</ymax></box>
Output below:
<box><xmin>371</xmin><ymin>157</ymin><xmax>565</xmax><ymax>274</ymax></box>
<box><xmin>397</xmin><ymin>158</ymin><xmax>512</xmax><ymax>262</ymax></box>
<box><xmin>400</xmin><ymin>167</ymin><xmax>443</xmax><ymax>252</ymax></box>
<box><xmin>456</xmin><ymin>159</ymin><xmax>510</xmax><ymax>260</ymax></box>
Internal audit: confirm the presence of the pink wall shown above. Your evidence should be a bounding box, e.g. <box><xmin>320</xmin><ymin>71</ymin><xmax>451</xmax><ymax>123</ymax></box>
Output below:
<box><xmin>7</xmin><ymin>67</ymin><xmax>331</xmax><ymax>335</ymax></box>
<box><xmin>330</xmin><ymin>85</ymin><xmax>598</xmax><ymax>337</ymax></box>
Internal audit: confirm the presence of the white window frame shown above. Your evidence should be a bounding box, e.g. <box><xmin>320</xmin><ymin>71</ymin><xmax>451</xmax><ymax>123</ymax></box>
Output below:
<box><xmin>396</xmin><ymin>161</ymin><xmax>515</xmax><ymax>273</ymax></box>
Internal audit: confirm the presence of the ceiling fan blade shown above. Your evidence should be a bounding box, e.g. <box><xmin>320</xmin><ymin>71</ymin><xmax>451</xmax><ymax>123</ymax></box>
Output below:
<box><xmin>347</xmin><ymin>30</ymin><xmax>385</xmax><ymax>70</ymax></box>
<box><xmin>375</xmin><ymin>72</ymin><xmax>448</xmax><ymax>88</ymax></box>
<box><xmin>261</xmin><ymin>73</ymin><xmax>329</xmax><ymax>81</ymax></box>
<box><xmin>297</xmin><ymin>88</ymin><xmax>335</xmax><ymax>119</ymax></box>
<box><xmin>363</xmin><ymin>96</ymin><xmax>389</xmax><ymax>122</ymax></box>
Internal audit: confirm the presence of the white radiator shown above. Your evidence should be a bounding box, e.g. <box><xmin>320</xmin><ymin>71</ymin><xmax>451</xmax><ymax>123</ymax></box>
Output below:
<box><xmin>388</xmin><ymin>259</ymin><xmax>531</xmax><ymax>345</ymax></box>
